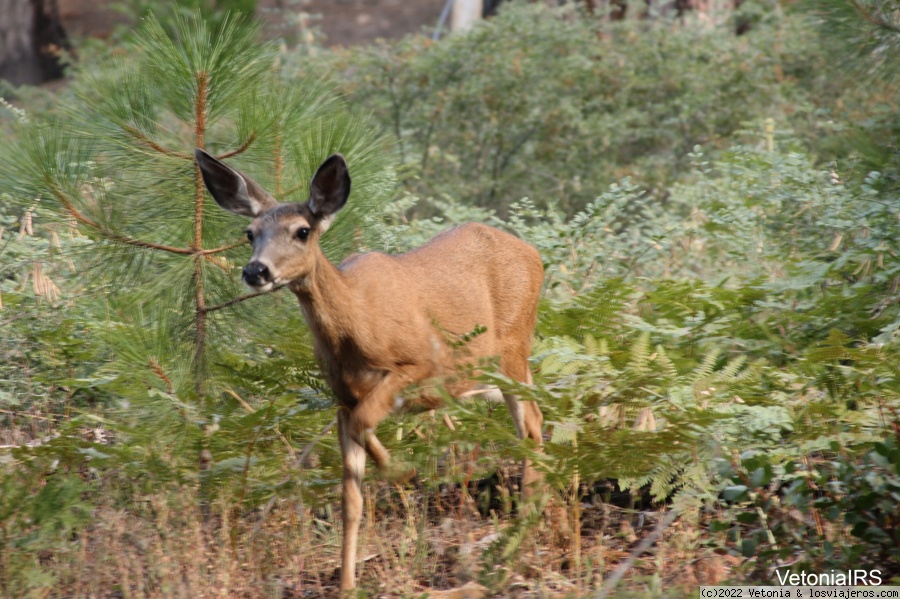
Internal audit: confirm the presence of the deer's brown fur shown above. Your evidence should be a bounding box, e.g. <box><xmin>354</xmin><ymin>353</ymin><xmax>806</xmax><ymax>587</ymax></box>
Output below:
<box><xmin>195</xmin><ymin>149</ymin><xmax>544</xmax><ymax>592</ymax></box>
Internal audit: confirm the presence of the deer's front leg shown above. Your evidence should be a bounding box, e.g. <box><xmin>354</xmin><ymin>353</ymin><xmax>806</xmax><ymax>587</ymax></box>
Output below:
<box><xmin>346</xmin><ymin>369</ymin><xmax>425</xmax><ymax>478</ymax></box>
<box><xmin>336</xmin><ymin>372</ymin><xmax>421</xmax><ymax>590</ymax></box>
<box><xmin>337</xmin><ymin>408</ymin><xmax>366</xmax><ymax>592</ymax></box>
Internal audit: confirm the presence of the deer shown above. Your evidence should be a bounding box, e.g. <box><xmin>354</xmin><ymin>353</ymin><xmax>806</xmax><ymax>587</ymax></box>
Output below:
<box><xmin>194</xmin><ymin>148</ymin><xmax>545</xmax><ymax>592</ymax></box>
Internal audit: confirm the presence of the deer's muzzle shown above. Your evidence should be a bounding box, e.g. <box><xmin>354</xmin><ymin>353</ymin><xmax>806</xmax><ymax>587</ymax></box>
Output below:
<box><xmin>243</xmin><ymin>261</ymin><xmax>271</xmax><ymax>288</ymax></box>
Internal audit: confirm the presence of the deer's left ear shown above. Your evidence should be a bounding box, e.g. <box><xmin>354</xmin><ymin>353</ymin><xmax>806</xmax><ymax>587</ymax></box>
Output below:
<box><xmin>195</xmin><ymin>148</ymin><xmax>278</xmax><ymax>218</ymax></box>
<box><xmin>308</xmin><ymin>154</ymin><xmax>351</xmax><ymax>225</ymax></box>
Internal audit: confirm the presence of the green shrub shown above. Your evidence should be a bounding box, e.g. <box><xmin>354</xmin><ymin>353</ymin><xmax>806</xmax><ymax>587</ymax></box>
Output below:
<box><xmin>0</xmin><ymin>2</ymin><xmax>898</xmax><ymax>593</ymax></box>
<box><xmin>717</xmin><ymin>437</ymin><xmax>900</xmax><ymax>578</ymax></box>
<box><xmin>328</xmin><ymin>2</ymin><xmax>829</xmax><ymax>216</ymax></box>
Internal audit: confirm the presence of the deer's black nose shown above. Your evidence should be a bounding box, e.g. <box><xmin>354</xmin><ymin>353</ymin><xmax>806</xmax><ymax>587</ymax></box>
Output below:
<box><xmin>242</xmin><ymin>261</ymin><xmax>271</xmax><ymax>287</ymax></box>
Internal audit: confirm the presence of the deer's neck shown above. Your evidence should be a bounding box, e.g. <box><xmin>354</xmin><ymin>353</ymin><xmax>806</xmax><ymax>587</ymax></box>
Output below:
<box><xmin>288</xmin><ymin>249</ymin><xmax>361</xmax><ymax>353</ymax></box>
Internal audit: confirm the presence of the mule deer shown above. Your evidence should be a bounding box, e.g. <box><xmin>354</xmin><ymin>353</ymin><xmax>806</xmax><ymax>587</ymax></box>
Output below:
<box><xmin>195</xmin><ymin>149</ymin><xmax>545</xmax><ymax>591</ymax></box>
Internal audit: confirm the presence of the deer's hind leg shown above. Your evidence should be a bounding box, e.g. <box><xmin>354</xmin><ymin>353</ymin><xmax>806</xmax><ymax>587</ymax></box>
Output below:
<box><xmin>500</xmin><ymin>356</ymin><xmax>544</xmax><ymax>496</ymax></box>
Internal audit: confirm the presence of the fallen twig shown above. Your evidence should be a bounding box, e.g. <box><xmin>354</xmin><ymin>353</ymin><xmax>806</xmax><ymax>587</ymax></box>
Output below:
<box><xmin>594</xmin><ymin>507</ymin><xmax>681</xmax><ymax>599</ymax></box>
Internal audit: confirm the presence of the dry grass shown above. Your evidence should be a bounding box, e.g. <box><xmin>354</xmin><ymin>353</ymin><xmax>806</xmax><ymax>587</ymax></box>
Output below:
<box><xmin>19</xmin><ymin>475</ymin><xmax>738</xmax><ymax>599</ymax></box>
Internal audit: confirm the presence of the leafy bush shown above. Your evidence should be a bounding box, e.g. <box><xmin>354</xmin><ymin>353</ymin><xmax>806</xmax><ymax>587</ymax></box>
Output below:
<box><xmin>0</xmin><ymin>2</ymin><xmax>898</xmax><ymax>594</ymax></box>
<box><xmin>0</xmin><ymin>201</ymin><xmax>105</xmax><ymax>446</ymax></box>
<box><xmin>0</xmin><ymin>12</ymin><xmax>394</xmax><ymax>594</ymax></box>
<box><xmin>0</xmin><ymin>470</ymin><xmax>91</xmax><ymax>597</ymax></box>
<box><xmin>326</xmin><ymin>2</ymin><xmax>831</xmax><ymax>217</ymax></box>
<box><xmin>717</xmin><ymin>436</ymin><xmax>900</xmax><ymax>578</ymax></box>
<box><xmin>370</xmin><ymin>129</ymin><xmax>900</xmax><ymax>581</ymax></box>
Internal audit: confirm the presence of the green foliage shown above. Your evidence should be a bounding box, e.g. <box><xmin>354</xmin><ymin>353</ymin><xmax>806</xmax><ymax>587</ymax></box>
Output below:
<box><xmin>331</xmin><ymin>2</ymin><xmax>828</xmax><ymax>216</ymax></box>
<box><xmin>357</xmin><ymin>116</ymin><xmax>900</xmax><ymax>576</ymax></box>
<box><xmin>117</xmin><ymin>0</ymin><xmax>259</xmax><ymax>26</ymax></box>
<box><xmin>0</xmin><ymin>13</ymin><xmax>395</xmax><ymax>593</ymax></box>
<box><xmin>0</xmin><ymin>203</ymin><xmax>106</xmax><ymax>439</ymax></box>
<box><xmin>681</xmin><ymin>142</ymin><xmax>900</xmax><ymax>348</ymax></box>
<box><xmin>717</xmin><ymin>436</ymin><xmax>900</xmax><ymax>576</ymax></box>
<box><xmin>810</xmin><ymin>0</ymin><xmax>900</xmax><ymax>84</ymax></box>
<box><xmin>794</xmin><ymin>0</ymin><xmax>900</xmax><ymax>192</ymax></box>
<box><xmin>0</xmin><ymin>471</ymin><xmax>91</xmax><ymax>596</ymax></box>
<box><xmin>0</xmin><ymin>1</ymin><xmax>899</xmax><ymax>593</ymax></box>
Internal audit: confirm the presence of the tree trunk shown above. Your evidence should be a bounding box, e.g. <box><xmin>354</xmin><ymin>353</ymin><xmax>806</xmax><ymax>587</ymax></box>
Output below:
<box><xmin>452</xmin><ymin>0</ymin><xmax>483</xmax><ymax>32</ymax></box>
<box><xmin>0</xmin><ymin>0</ymin><xmax>70</xmax><ymax>86</ymax></box>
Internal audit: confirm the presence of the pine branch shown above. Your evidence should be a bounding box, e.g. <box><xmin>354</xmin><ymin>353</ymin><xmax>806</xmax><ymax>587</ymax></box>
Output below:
<box><xmin>282</xmin><ymin>181</ymin><xmax>305</xmax><ymax>197</ymax></box>
<box><xmin>47</xmin><ymin>181</ymin><xmax>196</xmax><ymax>255</ymax></box>
<box><xmin>850</xmin><ymin>0</ymin><xmax>900</xmax><ymax>32</ymax></box>
<box><xmin>812</xmin><ymin>0</ymin><xmax>900</xmax><ymax>81</ymax></box>
<box><xmin>203</xmin><ymin>285</ymin><xmax>286</xmax><ymax>313</ymax></box>
<box><xmin>122</xmin><ymin>125</ymin><xmax>192</xmax><ymax>160</ymax></box>
<box><xmin>274</xmin><ymin>131</ymin><xmax>284</xmax><ymax>196</ymax></box>
<box><xmin>192</xmin><ymin>69</ymin><xmax>210</xmax><ymax>390</ymax></box>
<box><xmin>216</xmin><ymin>134</ymin><xmax>257</xmax><ymax>160</ymax></box>
<box><xmin>149</xmin><ymin>358</ymin><xmax>175</xmax><ymax>395</ymax></box>
<box><xmin>200</xmin><ymin>240</ymin><xmax>247</xmax><ymax>255</ymax></box>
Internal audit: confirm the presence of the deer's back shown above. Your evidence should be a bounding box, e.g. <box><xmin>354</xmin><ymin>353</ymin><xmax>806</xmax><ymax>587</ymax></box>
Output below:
<box><xmin>404</xmin><ymin>223</ymin><xmax>541</xmax><ymax>336</ymax></box>
<box><xmin>339</xmin><ymin>223</ymin><xmax>542</xmax><ymax>365</ymax></box>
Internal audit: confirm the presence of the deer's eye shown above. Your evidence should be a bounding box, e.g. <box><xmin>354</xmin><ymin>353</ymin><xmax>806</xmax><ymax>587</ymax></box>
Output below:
<box><xmin>296</xmin><ymin>227</ymin><xmax>310</xmax><ymax>241</ymax></box>
<box><xmin>246</xmin><ymin>230</ymin><xmax>254</xmax><ymax>243</ymax></box>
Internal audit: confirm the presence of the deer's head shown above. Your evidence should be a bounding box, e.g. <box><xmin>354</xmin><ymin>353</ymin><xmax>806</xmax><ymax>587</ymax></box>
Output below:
<box><xmin>195</xmin><ymin>149</ymin><xmax>351</xmax><ymax>292</ymax></box>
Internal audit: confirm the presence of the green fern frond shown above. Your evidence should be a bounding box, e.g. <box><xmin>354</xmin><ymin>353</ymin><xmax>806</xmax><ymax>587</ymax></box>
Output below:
<box><xmin>717</xmin><ymin>355</ymin><xmax>747</xmax><ymax>379</ymax></box>
<box><xmin>691</xmin><ymin>349</ymin><xmax>721</xmax><ymax>382</ymax></box>
<box><xmin>655</xmin><ymin>344</ymin><xmax>679</xmax><ymax>379</ymax></box>
<box><xmin>628</xmin><ymin>331</ymin><xmax>652</xmax><ymax>374</ymax></box>
<box><xmin>648</xmin><ymin>459</ymin><xmax>684</xmax><ymax>502</ymax></box>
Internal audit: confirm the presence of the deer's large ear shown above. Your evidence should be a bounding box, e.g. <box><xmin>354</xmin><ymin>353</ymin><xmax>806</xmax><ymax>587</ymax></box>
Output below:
<box><xmin>308</xmin><ymin>154</ymin><xmax>351</xmax><ymax>225</ymax></box>
<box><xmin>194</xmin><ymin>149</ymin><xmax>277</xmax><ymax>218</ymax></box>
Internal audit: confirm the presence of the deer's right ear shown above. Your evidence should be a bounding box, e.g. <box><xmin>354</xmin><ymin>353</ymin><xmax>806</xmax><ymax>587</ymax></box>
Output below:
<box><xmin>194</xmin><ymin>149</ymin><xmax>277</xmax><ymax>218</ymax></box>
